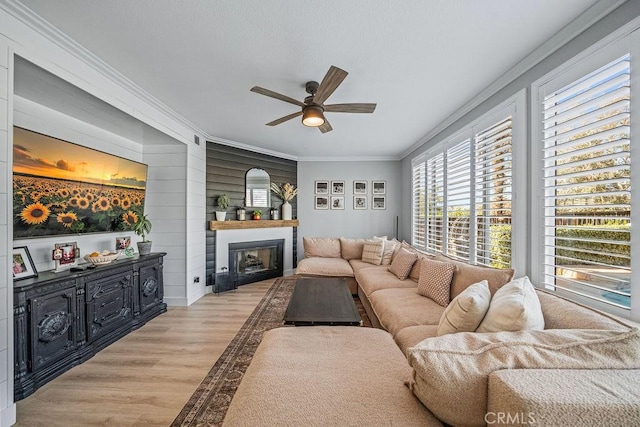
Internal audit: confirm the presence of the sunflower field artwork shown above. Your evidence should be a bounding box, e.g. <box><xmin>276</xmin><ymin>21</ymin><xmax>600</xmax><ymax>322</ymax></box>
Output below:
<box><xmin>13</xmin><ymin>127</ymin><xmax>148</xmax><ymax>238</ymax></box>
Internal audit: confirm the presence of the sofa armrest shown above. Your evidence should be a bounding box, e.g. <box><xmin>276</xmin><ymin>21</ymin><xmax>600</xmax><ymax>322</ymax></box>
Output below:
<box><xmin>488</xmin><ymin>369</ymin><xmax>640</xmax><ymax>426</ymax></box>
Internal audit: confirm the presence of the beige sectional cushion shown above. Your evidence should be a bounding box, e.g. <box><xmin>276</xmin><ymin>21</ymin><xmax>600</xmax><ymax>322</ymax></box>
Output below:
<box><xmin>394</xmin><ymin>325</ymin><xmax>439</xmax><ymax>356</ymax></box>
<box><xmin>295</xmin><ymin>257</ymin><xmax>354</xmax><ymax>277</ymax></box>
<box><xmin>433</xmin><ymin>253</ymin><xmax>514</xmax><ymax>299</ymax></box>
<box><xmin>303</xmin><ymin>237</ymin><xmax>342</xmax><ymax>258</ymax></box>
<box><xmin>388</xmin><ymin>248</ymin><xmax>418</xmax><ymax>280</ymax></box>
<box><xmin>476</xmin><ymin>276</ymin><xmax>544</xmax><ymax>333</ymax></box>
<box><xmin>536</xmin><ymin>289</ymin><xmax>631</xmax><ymax>330</ymax></box>
<box><xmin>349</xmin><ymin>259</ymin><xmax>385</xmax><ymax>275</ymax></box>
<box><xmin>417</xmin><ymin>258</ymin><xmax>455</xmax><ymax>306</ymax></box>
<box><xmin>369</xmin><ymin>287</ymin><xmax>446</xmax><ymax>335</ymax></box>
<box><xmin>407</xmin><ymin>327</ymin><xmax>640</xmax><ymax>427</ymax></box>
<box><xmin>339</xmin><ymin>237</ymin><xmax>367</xmax><ymax>260</ymax></box>
<box><xmin>437</xmin><ymin>280</ymin><xmax>491</xmax><ymax>336</ymax></box>
<box><xmin>355</xmin><ymin>267</ymin><xmax>417</xmax><ymax>298</ymax></box>
<box><xmin>362</xmin><ymin>239</ymin><xmax>385</xmax><ymax>265</ymax></box>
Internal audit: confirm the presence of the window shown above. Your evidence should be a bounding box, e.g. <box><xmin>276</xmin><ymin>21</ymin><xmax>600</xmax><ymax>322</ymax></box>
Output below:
<box><xmin>411</xmin><ymin>92</ymin><xmax>524</xmax><ymax>270</ymax></box>
<box><xmin>537</xmin><ymin>53</ymin><xmax>631</xmax><ymax>312</ymax></box>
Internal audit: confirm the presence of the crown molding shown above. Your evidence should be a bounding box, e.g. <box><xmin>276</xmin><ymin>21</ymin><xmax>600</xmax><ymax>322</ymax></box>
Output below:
<box><xmin>0</xmin><ymin>0</ymin><xmax>209</xmax><ymax>141</ymax></box>
<box><xmin>400</xmin><ymin>0</ymin><xmax>627</xmax><ymax>160</ymax></box>
<box><xmin>206</xmin><ymin>136</ymin><xmax>299</xmax><ymax>161</ymax></box>
<box><xmin>297</xmin><ymin>155</ymin><xmax>401</xmax><ymax>162</ymax></box>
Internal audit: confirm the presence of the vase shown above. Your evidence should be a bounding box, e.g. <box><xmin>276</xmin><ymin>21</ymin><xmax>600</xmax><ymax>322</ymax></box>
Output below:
<box><xmin>215</xmin><ymin>211</ymin><xmax>227</xmax><ymax>221</ymax></box>
<box><xmin>282</xmin><ymin>201</ymin><xmax>292</xmax><ymax>220</ymax></box>
<box><xmin>137</xmin><ymin>241</ymin><xmax>152</xmax><ymax>256</ymax></box>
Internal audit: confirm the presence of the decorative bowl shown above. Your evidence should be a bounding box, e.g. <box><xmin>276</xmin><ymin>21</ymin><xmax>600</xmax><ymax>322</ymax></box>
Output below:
<box><xmin>83</xmin><ymin>252</ymin><xmax>119</xmax><ymax>265</ymax></box>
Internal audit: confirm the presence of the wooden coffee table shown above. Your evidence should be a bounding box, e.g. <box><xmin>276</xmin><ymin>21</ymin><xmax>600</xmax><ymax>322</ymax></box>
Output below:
<box><xmin>283</xmin><ymin>277</ymin><xmax>361</xmax><ymax>326</ymax></box>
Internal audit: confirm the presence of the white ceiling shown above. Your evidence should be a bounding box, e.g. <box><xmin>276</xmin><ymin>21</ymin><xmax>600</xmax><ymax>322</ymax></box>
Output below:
<box><xmin>18</xmin><ymin>0</ymin><xmax>601</xmax><ymax>160</ymax></box>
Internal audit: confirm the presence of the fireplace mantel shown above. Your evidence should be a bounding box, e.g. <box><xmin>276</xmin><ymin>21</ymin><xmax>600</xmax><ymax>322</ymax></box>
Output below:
<box><xmin>208</xmin><ymin>219</ymin><xmax>299</xmax><ymax>231</ymax></box>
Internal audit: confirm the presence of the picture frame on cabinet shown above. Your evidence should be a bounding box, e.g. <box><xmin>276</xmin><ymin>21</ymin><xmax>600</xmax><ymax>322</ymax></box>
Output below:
<box><xmin>372</xmin><ymin>196</ymin><xmax>386</xmax><ymax>210</ymax></box>
<box><xmin>353</xmin><ymin>180</ymin><xmax>367</xmax><ymax>195</ymax></box>
<box><xmin>354</xmin><ymin>196</ymin><xmax>367</xmax><ymax>210</ymax></box>
<box><xmin>53</xmin><ymin>241</ymin><xmax>79</xmax><ymax>272</ymax></box>
<box><xmin>12</xmin><ymin>246</ymin><xmax>38</xmax><ymax>281</ymax></box>
<box><xmin>315</xmin><ymin>180</ymin><xmax>329</xmax><ymax>195</ymax></box>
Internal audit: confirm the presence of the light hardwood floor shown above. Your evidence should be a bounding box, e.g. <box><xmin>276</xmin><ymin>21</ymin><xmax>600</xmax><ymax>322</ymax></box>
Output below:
<box><xmin>15</xmin><ymin>279</ymin><xmax>274</xmax><ymax>426</ymax></box>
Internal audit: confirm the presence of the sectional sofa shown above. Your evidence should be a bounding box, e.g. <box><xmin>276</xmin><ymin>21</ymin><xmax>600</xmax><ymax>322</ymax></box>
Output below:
<box><xmin>224</xmin><ymin>237</ymin><xmax>640</xmax><ymax>426</ymax></box>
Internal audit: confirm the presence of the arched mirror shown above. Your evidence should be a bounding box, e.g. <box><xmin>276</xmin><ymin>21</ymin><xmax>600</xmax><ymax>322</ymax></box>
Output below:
<box><xmin>245</xmin><ymin>168</ymin><xmax>271</xmax><ymax>208</ymax></box>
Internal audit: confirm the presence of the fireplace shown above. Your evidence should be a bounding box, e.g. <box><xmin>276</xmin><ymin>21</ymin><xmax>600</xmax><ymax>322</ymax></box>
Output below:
<box><xmin>228</xmin><ymin>239</ymin><xmax>284</xmax><ymax>286</ymax></box>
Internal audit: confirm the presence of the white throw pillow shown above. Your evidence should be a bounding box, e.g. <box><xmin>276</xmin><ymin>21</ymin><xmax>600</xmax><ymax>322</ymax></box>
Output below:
<box><xmin>476</xmin><ymin>276</ymin><xmax>545</xmax><ymax>333</ymax></box>
<box><xmin>437</xmin><ymin>280</ymin><xmax>491</xmax><ymax>336</ymax></box>
<box><xmin>361</xmin><ymin>239</ymin><xmax>384</xmax><ymax>265</ymax></box>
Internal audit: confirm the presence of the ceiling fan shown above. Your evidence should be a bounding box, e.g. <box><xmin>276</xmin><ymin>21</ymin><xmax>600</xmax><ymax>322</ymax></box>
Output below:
<box><xmin>250</xmin><ymin>65</ymin><xmax>376</xmax><ymax>133</ymax></box>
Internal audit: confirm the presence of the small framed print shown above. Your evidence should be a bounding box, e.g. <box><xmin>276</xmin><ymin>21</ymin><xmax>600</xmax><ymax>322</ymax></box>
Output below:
<box><xmin>353</xmin><ymin>180</ymin><xmax>367</xmax><ymax>195</ymax></box>
<box><xmin>13</xmin><ymin>247</ymin><xmax>38</xmax><ymax>281</ymax></box>
<box><xmin>353</xmin><ymin>196</ymin><xmax>367</xmax><ymax>210</ymax></box>
<box><xmin>331</xmin><ymin>181</ymin><xmax>345</xmax><ymax>195</ymax></box>
<box><xmin>315</xmin><ymin>180</ymin><xmax>329</xmax><ymax>195</ymax></box>
<box><xmin>315</xmin><ymin>196</ymin><xmax>329</xmax><ymax>210</ymax></box>
<box><xmin>53</xmin><ymin>242</ymin><xmax>79</xmax><ymax>272</ymax></box>
<box><xmin>372</xmin><ymin>180</ymin><xmax>386</xmax><ymax>195</ymax></box>
<box><xmin>331</xmin><ymin>196</ymin><xmax>345</xmax><ymax>210</ymax></box>
<box><xmin>372</xmin><ymin>196</ymin><xmax>386</xmax><ymax>210</ymax></box>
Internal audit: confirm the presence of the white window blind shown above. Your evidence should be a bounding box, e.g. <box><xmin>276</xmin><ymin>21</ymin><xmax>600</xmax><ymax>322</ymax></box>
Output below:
<box><xmin>446</xmin><ymin>139</ymin><xmax>471</xmax><ymax>261</ymax></box>
<box><xmin>412</xmin><ymin>162</ymin><xmax>426</xmax><ymax>248</ymax></box>
<box><xmin>541</xmin><ymin>54</ymin><xmax>631</xmax><ymax>310</ymax></box>
<box><xmin>425</xmin><ymin>153</ymin><xmax>444</xmax><ymax>253</ymax></box>
<box><xmin>475</xmin><ymin>117</ymin><xmax>513</xmax><ymax>268</ymax></box>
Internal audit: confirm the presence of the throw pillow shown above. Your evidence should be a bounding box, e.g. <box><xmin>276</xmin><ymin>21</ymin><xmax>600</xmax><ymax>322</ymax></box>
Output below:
<box><xmin>380</xmin><ymin>240</ymin><xmax>397</xmax><ymax>266</ymax></box>
<box><xmin>476</xmin><ymin>276</ymin><xmax>545</xmax><ymax>333</ymax></box>
<box><xmin>437</xmin><ymin>280</ymin><xmax>491</xmax><ymax>336</ymax></box>
<box><xmin>361</xmin><ymin>239</ymin><xmax>384</xmax><ymax>265</ymax></box>
<box><xmin>406</xmin><ymin>327</ymin><xmax>640</xmax><ymax>427</ymax></box>
<box><xmin>417</xmin><ymin>258</ymin><xmax>455</xmax><ymax>306</ymax></box>
<box><xmin>388</xmin><ymin>248</ymin><xmax>418</xmax><ymax>280</ymax></box>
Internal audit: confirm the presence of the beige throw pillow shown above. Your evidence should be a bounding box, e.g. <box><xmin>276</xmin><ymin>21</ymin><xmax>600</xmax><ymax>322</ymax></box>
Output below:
<box><xmin>388</xmin><ymin>248</ymin><xmax>418</xmax><ymax>280</ymax></box>
<box><xmin>437</xmin><ymin>280</ymin><xmax>491</xmax><ymax>336</ymax></box>
<box><xmin>417</xmin><ymin>258</ymin><xmax>455</xmax><ymax>307</ymax></box>
<box><xmin>476</xmin><ymin>276</ymin><xmax>545</xmax><ymax>333</ymax></box>
<box><xmin>380</xmin><ymin>240</ymin><xmax>397</xmax><ymax>266</ymax></box>
<box><xmin>361</xmin><ymin>239</ymin><xmax>384</xmax><ymax>265</ymax></box>
<box><xmin>407</xmin><ymin>327</ymin><xmax>640</xmax><ymax>427</ymax></box>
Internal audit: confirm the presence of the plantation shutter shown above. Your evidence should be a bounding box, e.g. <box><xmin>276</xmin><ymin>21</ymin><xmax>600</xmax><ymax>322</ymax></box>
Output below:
<box><xmin>412</xmin><ymin>161</ymin><xmax>426</xmax><ymax>249</ymax></box>
<box><xmin>475</xmin><ymin>117</ymin><xmax>513</xmax><ymax>268</ymax></box>
<box><xmin>541</xmin><ymin>54</ymin><xmax>631</xmax><ymax>310</ymax></box>
<box><xmin>426</xmin><ymin>153</ymin><xmax>444</xmax><ymax>253</ymax></box>
<box><xmin>446</xmin><ymin>140</ymin><xmax>471</xmax><ymax>261</ymax></box>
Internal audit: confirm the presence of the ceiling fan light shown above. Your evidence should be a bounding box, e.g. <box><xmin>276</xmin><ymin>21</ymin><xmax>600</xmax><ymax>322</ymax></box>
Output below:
<box><xmin>302</xmin><ymin>105</ymin><xmax>325</xmax><ymax>127</ymax></box>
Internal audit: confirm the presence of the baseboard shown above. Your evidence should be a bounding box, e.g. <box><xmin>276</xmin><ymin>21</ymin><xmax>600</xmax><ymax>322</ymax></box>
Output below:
<box><xmin>284</xmin><ymin>269</ymin><xmax>295</xmax><ymax>277</ymax></box>
<box><xmin>164</xmin><ymin>296</ymin><xmax>189</xmax><ymax>307</ymax></box>
<box><xmin>1</xmin><ymin>403</ymin><xmax>16</xmax><ymax>427</ymax></box>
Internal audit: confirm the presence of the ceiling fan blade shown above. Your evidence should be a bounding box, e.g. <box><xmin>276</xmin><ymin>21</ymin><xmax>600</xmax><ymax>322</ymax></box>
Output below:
<box><xmin>251</xmin><ymin>86</ymin><xmax>306</xmax><ymax>107</ymax></box>
<box><xmin>313</xmin><ymin>66</ymin><xmax>348</xmax><ymax>105</ymax></box>
<box><xmin>318</xmin><ymin>120</ymin><xmax>333</xmax><ymax>134</ymax></box>
<box><xmin>324</xmin><ymin>103</ymin><xmax>377</xmax><ymax>113</ymax></box>
<box><xmin>266</xmin><ymin>111</ymin><xmax>303</xmax><ymax>126</ymax></box>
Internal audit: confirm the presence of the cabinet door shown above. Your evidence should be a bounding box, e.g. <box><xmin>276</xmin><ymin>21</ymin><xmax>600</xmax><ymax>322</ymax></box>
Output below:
<box><xmin>30</xmin><ymin>286</ymin><xmax>77</xmax><ymax>371</ymax></box>
<box><xmin>86</xmin><ymin>270</ymin><xmax>133</xmax><ymax>342</ymax></box>
<box><xmin>138</xmin><ymin>263</ymin><xmax>163</xmax><ymax>315</ymax></box>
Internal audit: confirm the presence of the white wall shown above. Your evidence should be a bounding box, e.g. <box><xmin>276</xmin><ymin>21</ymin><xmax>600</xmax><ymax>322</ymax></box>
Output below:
<box><xmin>297</xmin><ymin>160</ymin><xmax>401</xmax><ymax>261</ymax></box>
<box><xmin>0</xmin><ymin>4</ymin><xmax>207</xmax><ymax>424</ymax></box>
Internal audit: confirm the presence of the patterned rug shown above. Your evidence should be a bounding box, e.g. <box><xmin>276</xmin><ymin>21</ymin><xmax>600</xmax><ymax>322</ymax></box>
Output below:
<box><xmin>171</xmin><ymin>276</ymin><xmax>371</xmax><ymax>426</ymax></box>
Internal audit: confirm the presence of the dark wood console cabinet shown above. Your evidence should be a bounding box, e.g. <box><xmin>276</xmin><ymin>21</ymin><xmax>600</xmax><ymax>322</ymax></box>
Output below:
<box><xmin>13</xmin><ymin>252</ymin><xmax>167</xmax><ymax>400</ymax></box>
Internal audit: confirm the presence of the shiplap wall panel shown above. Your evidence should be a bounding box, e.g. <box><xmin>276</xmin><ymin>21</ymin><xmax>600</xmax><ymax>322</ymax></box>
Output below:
<box><xmin>206</xmin><ymin>142</ymin><xmax>297</xmax><ymax>285</ymax></box>
<box><xmin>0</xmin><ymin>38</ymin><xmax>9</xmax><ymax>423</ymax></box>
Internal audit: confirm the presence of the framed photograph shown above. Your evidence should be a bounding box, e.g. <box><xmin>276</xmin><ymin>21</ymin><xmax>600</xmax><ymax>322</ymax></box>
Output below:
<box><xmin>353</xmin><ymin>180</ymin><xmax>367</xmax><ymax>195</ymax></box>
<box><xmin>116</xmin><ymin>236</ymin><xmax>131</xmax><ymax>251</ymax></box>
<box><xmin>13</xmin><ymin>247</ymin><xmax>38</xmax><ymax>281</ymax></box>
<box><xmin>315</xmin><ymin>196</ymin><xmax>329</xmax><ymax>210</ymax></box>
<box><xmin>372</xmin><ymin>180</ymin><xmax>386</xmax><ymax>195</ymax></box>
<box><xmin>315</xmin><ymin>180</ymin><xmax>329</xmax><ymax>195</ymax></box>
<box><xmin>331</xmin><ymin>196</ymin><xmax>345</xmax><ymax>210</ymax></box>
<box><xmin>53</xmin><ymin>242</ymin><xmax>79</xmax><ymax>272</ymax></box>
<box><xmin>372</xmin><ymin>196</ymin><xmax>386</xmax><ymax>210</ymax></box>
<box><xmin>353</xmin><ymin>196</ymin><xmax>367</xmax><ymax>210</ymax></box>
<box><xmin>331</xmin><ymin>181</ymin><xmax>345</xmax><ymax>195</ymax></box>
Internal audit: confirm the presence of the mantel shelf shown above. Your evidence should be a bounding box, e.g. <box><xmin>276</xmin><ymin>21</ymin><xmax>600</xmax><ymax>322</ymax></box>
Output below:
<box><xmin>208</xmin><ymin>219</ymin><xmax>299</xmax><ymax>231</ymax></box>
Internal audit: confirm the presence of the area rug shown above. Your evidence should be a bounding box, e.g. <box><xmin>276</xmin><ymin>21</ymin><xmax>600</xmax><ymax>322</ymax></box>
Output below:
<box><xmin>171</xmin><ymin>276</ymin><xmax>371</xmax><ymax>427</ymax></box>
